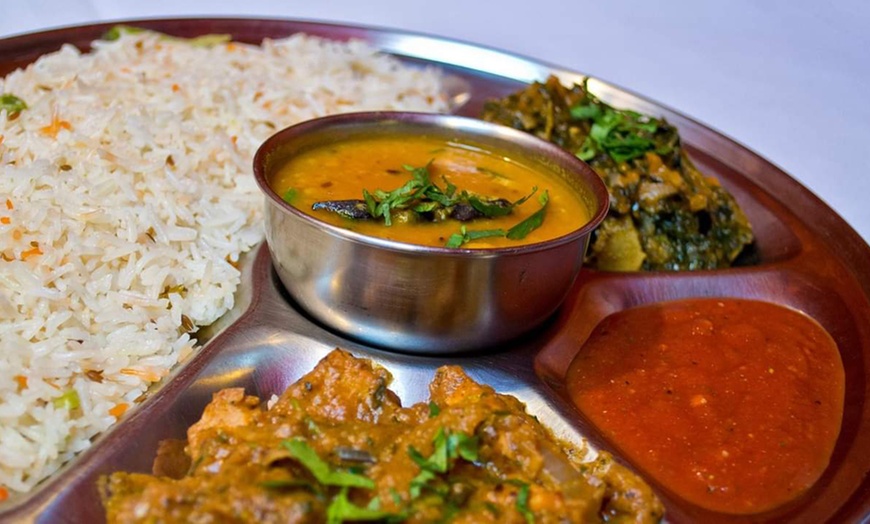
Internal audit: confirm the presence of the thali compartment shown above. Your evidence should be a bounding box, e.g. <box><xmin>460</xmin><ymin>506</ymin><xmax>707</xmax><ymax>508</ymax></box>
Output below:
<box><xmin>534</xmin><ymin>267</ymin><xmax>869</xmax><ymax>523</ymax></box>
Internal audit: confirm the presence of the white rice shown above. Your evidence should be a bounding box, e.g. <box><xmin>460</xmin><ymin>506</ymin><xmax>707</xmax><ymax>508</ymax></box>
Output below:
<box><xmin>0</xmin><ymin>30</ymin><xmax>447</xmax><ymax>494</ymax></box>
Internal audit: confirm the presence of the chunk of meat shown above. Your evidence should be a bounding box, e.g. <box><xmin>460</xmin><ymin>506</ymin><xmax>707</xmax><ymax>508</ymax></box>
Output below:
<box><xmin>187</xmin><ymin>388</ymin><xmax>260</xmax><ymax>459</ymax></box>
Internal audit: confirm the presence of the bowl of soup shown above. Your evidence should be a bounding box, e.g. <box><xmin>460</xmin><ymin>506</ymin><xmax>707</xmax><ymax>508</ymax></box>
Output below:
<box><xmin>253</xmin><ymin>112</ymin><xmax>609</xmax><ymax>353</ymax></box>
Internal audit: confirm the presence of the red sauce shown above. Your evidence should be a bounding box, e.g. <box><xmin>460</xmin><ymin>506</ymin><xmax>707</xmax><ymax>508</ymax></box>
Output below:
<box><xmin>566</xmin><ymin>298</ymin><xmax>844</xmax><ymax>514</ymax></box>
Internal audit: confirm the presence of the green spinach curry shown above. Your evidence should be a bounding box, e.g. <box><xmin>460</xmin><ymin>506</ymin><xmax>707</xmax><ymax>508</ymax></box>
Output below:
<box><xmin>101</xmin><ymin>350</ymin><xmax>663</xmax><ymax>523</ymax></box>
<box><xmin>481</xmin><ymin>76</ymin><xmax>753</xmax><ymax>271</ymax></box>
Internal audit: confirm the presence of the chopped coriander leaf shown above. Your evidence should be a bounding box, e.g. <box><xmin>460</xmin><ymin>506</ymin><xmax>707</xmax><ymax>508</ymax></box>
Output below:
<box><xmin>185</xmin><ymin>34</ymin><xmax>232</xmax><ymax>47</ymax></box>
<box><xmin>409</xmin><ymin>469</ymin><xmax>437</xmax><ymax>499</ymax></box>
<box><xmin>444</xmin><ymin>225</ymin><xmax>506</xmax><ymax>248</ymax></box>
<box><xmin>412</xmin><ymin>201</ymin><xmax>441</xmax><ymax>213</ymax></box>
<box><xmin>569</xmin><ymin>103</ymin><xmax>601</xmax><ymax>120</ymax></box>
<box><xmin>515</xmin><ymin>481</ymin><xmax>535</xmax><ymax>523</ymax></box>
<box><xmin>282</xmin><ymin>188</ymin><xmax>298</xmax><ymax>204</ymax></box>
<box><xmin>282</xmin><ymin>438</ymin><xmax>374</xmax><ymax>489</ymax></box>
<box><xmin>259</xmin><ymin>479</ymin><xmax>316</xmax><ymax>492</ymax></box>
<box><xmin>407</xmin><ymin>427</ymin><xmax>480</xmax><ymax>478</ymax></box>
<box><xmin>446</xmin><ymin>432</ymin><xmax>479</xmax><ymax>463</ymax></box>
<box><xmin>465</xmin><ymin>228</ymin><xmax>507</xmax><ymax>241</ymax></box>
<box><xmin>427</xmin><ymin>401</ymin><xmax>441</xmax><ymax>418</ymax></box>
<box><xmin>362</xmin><ymin>189</ymin><xmax>378</xmax><ymax>217</ymax></box>
<box><xmin>445</xmin><ymin>232</ymin><xmax>465</xmax><ymax>249</ymax></box>
<box><xmin>580</xmin><ymin>104</ymin><xmax>668</xmax><ymax>164</ymax></box>
<box><xmin>442</xmin><ymin>176</ymin><xmax>457</xmax><ymax>197</ymax></box>
<box><xmin>0</xmin><ymin>94</ymin><xmax>27</xmax><ymax>118</ymax></box>
<box><xmin>326</xmin><ymin>487</ymin><xmax>400</xmax><ymax>524</ymax></box>
<box><xmin>102</xmin><ymin>25</ymin><xmax>146</xmax><ymax>41</ymax></box>
<box><xmin>576</xmin><ymin>136</ymin><xmax>597</xmax><ymax>161</ymax></box>
<box><xmin>589</xmin><ymin>110</ymin><xmax>620</xmax><ymax>143</ymax></box>
<box><xmin>412</xmin><ymin>427</ymin><xmax>449</xmax><ymax>473</ymax></box>
<box><xmin>352</xmin><ymin>161</ymin><xmax>535</xmax><ymax>228</ymax></box>
<box><xmin>102</xmin><ymin>25</ymin><xmax>232</xmax><ymax>48</ymax></box>
<box><xmin>506</xmin><ymin>190</ymin><xmax>549</xmax><ymax>240</ymax></box>
<box><xmin>53</xmin><ymin>389</ymin><xmax>80</xmax><ymax>410</ymax></box>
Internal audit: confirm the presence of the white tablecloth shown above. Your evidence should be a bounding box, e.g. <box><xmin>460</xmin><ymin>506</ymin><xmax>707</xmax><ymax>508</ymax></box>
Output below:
<box><xmin>1</xmin><ymin>0</ymin><xmax>868</xmax><ymax>242</ymax></box>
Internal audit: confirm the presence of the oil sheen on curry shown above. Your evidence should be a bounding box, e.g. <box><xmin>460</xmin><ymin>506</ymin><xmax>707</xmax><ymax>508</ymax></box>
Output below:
<box><xmin>567</xmin><ymin>298</ymin><xmax>845</xmax><ymax>515</ymax></box>
<box><xmin>101</xmin><ymin>350</ymin><xmax>663</xmax><ymax>523</ymax></box>
<box><xmin>270</xmin><ymin>135</ymin><xmax>591</xmax><ymax>248</ymax></box>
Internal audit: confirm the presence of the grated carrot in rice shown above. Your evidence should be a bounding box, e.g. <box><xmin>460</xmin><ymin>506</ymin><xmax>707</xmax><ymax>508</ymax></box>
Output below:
<box><xmin>20</xmin><ymin>245</ymin><xmax>42</xmax><ymax>260</ymax></box>
<box><xmin>119</xmin><ymin>368</ymin><xmax>165</xmax><ymax>383</ymax></box>
<box><xmin>109</xmin><ymin>403</ymin><xmax>129</xmax><ymax>418</ymax></box>
<box><xmin>40</xmin><ymin>114</ymin><xmax>72</xmax><ymax>138</ymax></box>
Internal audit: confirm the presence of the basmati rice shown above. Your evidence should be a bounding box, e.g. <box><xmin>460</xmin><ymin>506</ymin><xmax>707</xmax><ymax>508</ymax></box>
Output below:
<box><xmin>0</xmin><ymin>29</ymin><xmax>447</xmax><ymax>495</ymax></box>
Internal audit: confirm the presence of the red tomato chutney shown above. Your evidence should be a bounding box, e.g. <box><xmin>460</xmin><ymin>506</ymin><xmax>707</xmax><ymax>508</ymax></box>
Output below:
<box><xmin>566</xmin><ymin>298</ymin><xmax>844</xmax><ymax>514</ymax></box>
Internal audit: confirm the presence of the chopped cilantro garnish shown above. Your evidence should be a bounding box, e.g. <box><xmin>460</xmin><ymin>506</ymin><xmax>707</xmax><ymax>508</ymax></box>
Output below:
<box><xmin>0</xmin><ymin>94</ymin><xmax>27</xmax><ymax>118</ymax></box>
<box><xmin>569</xmin><ymin>87</ymin><xmax>672</xmax><ymax>164</ymax></box>
<box><xmin>447</xmin><ymin>431</ymin><xmax>479</xmax><ymax>463</ymax></box>
<box><xmin>326</xmin><ymin>487</ymin><xmax>400</xmax><ymax>524</ymax></box>
<box><xmin>259</xmin><ymin>478</ymin><xmax>316</xmax><ymax>492</ymax></box>
<box><xmin>282</xmin><ymin>188</ymin><xmax>298</xmax><ymax>204</ymax></box>
<box><xmin>53</xmin><ymin>389</ymin><xmax>80</xmax><ymax>410</ymax></box>
<box><xmin>102</xmin><ymin>25</ymin><xmax>231</xmax><ymax>48</ymax></box>
<box><xmin>365</xmin><ymin>162</ymin><xmax>439</xmax><ymax>226</ymax></box>
<box><xmin>427</xmin><ymin>401</ymin><xmax>440</xmax><ymax>418</ymax></box>
<box><xmin>409</xmin><ymin>469</ymin><xmax>437</xmax><ymax>499</ymax></box>
<box><xmin>359</xmin><ymin>162</ymin><xmax>536</xmax><ymax>228</ymax></box>
<box><xmin>569</xmin><ymin>103</ymin><xmax>601</xmax><ymax>120</ymax></box>
<box><xmin>516</xmin><ymin>481</ymin><xmax>534</xmax><ymax>523</ymax></box>
<box><xmin>282</xmin><ymin>438</ymin><xmax>374</xmax><ymax>489</ymax></box>
<box><xmin>409</xmin><ymin>427</ymin><xmax>449</xmax><ymax>473</ymax></box>
<box><xmin>444</xmin><ymin>226</ymin><xmax>506</xmax><ymax>248</ymax></box>
<box><xmin>102</xmin><ymin>25</ymin><xmax>146</xmax><ymax>41</ymax></box>
<box><xmin>185</xmin><ymin>34</ymin><xmax>232</xmax><ymax>47</ymax></box>
<box><xmin>576</xmin><ymin>136</ymin><xmax>597</xmax><ymax>161</ymax></box>
<box><xmin>505</xmin><ymin>190</ymin><xmax>549</xmax><ymax>240</ymax></box>
<box><xmin>406</xmin><ymin>427</ymin><xmax>479</xmax><ymax>500</ymax></box>
<box><xmin>505</xmin><ymin>479</ymin><xmax>535</xmax><ymax>523</ymax></box>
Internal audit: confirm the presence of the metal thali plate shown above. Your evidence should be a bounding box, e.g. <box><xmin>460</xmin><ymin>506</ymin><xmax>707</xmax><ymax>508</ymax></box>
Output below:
<box><xmin>0</xmin><ymin>18</ymin><xmax>869</xmax><ymax>524</ymax></box>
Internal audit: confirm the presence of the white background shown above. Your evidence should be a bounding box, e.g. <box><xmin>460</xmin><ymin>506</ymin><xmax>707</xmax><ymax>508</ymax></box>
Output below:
<box><xmin>1</xmin><ymin>0</ymin><xmax>868</xmax><ymax>242</ymax></box>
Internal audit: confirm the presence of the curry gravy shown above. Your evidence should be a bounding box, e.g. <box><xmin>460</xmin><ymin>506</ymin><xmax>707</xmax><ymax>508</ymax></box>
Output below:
<box><xmin>270</xmin><ymin>135</ymin><xmax>591</xmax><ymax>248</ymax></box>
<box><xmin>102</xmin><ymin>350</ymin><xmax>664</xmax><ymax>523</ymax></box>
<box><xmin>567</xmin><ymin>298</ymin><xmax>844</xmax><ymax>514</ymax></box>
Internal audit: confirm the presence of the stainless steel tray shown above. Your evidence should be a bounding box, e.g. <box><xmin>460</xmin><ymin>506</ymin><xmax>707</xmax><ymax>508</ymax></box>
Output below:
<box><xmin>1</xmin><ymin>18</ymin><xmax>869</xmax><ymax>524</ymax></box>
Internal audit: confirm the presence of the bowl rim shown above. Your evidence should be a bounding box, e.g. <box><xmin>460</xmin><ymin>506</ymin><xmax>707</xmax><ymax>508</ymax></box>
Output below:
<box><xmin>253</xmin><ymin>111</ymin><xmax>610</xmax><ymax>257</ymax></box>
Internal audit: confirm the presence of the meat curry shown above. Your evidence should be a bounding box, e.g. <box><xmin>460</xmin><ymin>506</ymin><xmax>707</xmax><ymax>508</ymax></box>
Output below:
<box><xmin>101</xmin><ymin>350</ymin><xmax>663</xmax><ymax>523</ymax></box>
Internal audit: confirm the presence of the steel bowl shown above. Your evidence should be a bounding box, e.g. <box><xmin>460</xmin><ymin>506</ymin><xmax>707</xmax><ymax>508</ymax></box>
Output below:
<box><xmin>253</xmin><ymin>112</ymin><xmax>609</xmax><ymax>353</ymax></box>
